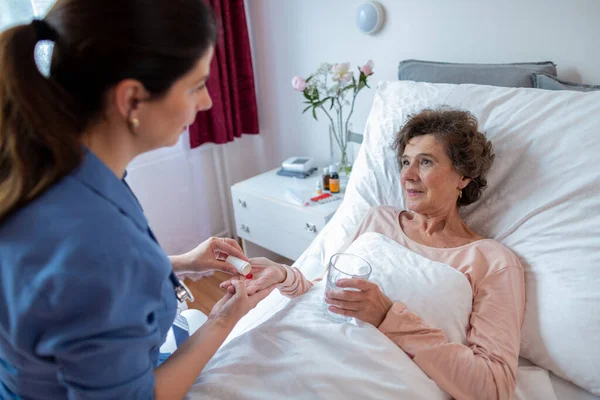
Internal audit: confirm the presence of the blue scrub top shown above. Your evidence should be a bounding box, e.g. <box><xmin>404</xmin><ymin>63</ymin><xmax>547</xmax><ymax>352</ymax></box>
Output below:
<box><xmin>0</xmin><ymin>149</ymin><xmax>177</xmax><ymax>399</ymax></box>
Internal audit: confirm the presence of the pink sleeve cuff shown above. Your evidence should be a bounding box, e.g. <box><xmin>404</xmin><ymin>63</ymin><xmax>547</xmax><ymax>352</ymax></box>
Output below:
<box><xmin>378</xmin><ymin>302</ymin><xmax>409</xmax><ymax>333</ymax></box>
<box><xmin>277</xmin><ymin>264</ymin><xmax>314</xmax><ymax>298</ymax></box>
<box><xmin>278</xmin><ymin>264</ymin><xmax>296</xmax><ymax>288</ymax></box>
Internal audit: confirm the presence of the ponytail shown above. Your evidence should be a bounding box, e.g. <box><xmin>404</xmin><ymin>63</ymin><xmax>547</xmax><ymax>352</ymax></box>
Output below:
<box><xmin>0</xmin><ymin>21</ymin><xmax>84</xmax><ymax>223</ymax></box>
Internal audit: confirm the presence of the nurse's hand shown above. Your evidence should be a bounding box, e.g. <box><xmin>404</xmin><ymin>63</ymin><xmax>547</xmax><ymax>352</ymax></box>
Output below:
<box><xmin>171</xmin><ymin>237</ymin><xmax>248</xmax><ymax>278</ymax></box>
<box><xmin>219</xmin><ymin>257</ymin><xmax>287</xmax><ymax>295</ymax></box>
<box><xmin>209</xmin><ymin>278</ymin><xmax>276</xmax><ymax>325</ymax></box>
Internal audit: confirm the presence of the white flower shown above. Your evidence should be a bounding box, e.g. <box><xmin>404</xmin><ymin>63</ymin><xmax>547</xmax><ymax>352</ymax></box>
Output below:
<box><xmin>330</xmin><ymin>62</ymin><xmax>352</xmax><ymax>83</ymax></box>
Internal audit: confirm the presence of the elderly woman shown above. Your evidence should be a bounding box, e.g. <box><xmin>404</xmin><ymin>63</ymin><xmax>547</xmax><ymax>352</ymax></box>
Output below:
<box><xmin>223</xmin><ymin>108</ymin><xmax>525</xmax><ymax>400</ymax></box>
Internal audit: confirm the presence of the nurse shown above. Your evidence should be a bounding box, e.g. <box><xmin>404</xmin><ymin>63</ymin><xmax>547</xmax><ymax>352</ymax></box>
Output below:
<box><xmin>0</xmin><ymin>0</ymin><xmax>274</xmax><ymax>398</ymax></box>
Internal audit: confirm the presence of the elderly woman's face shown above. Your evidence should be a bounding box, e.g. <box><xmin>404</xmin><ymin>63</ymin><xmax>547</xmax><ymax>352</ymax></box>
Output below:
<box><xmin>400</xmin><ymin>134</ymin><xmax>469</xmax><ymax>214</ymax></box>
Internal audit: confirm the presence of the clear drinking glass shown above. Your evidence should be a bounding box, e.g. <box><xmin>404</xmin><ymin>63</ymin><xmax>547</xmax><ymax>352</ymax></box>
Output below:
<box><xmin>323</xmin><ymin>253</ymin><xmax>372</xmax><ymax>323</ymax></box>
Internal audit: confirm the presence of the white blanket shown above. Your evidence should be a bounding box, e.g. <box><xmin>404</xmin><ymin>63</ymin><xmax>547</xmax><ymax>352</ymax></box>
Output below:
<box><xmin>189</xmin><ymin>233</ymin><xmax>472</xmax><ymax>399</ymax></box>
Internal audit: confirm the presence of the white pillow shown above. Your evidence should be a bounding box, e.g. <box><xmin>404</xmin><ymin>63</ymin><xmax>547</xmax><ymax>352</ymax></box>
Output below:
<box><xmin>346</xmin><ymin>232</ymin><xmax>472</xmax><ymax>344</ymax></box>
<box><xmin>295</xmin><ymin>81</ymin><xmax>600</xmax><ymax>395</ymax></box>
<box><xmin>190</xmin><ymin>233</ymin><xmax>472</xmax><ymax>400</ymax></box>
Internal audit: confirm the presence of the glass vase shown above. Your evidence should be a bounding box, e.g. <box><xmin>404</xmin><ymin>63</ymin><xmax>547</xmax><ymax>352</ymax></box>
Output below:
<box><xmin>328</xmin><ymin>118</ymin><xmax>353</xmax><ymax>177</ymax></box>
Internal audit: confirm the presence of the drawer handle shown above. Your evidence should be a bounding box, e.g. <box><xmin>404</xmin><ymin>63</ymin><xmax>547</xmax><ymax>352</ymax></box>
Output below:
<box><xmin>237</xmin><ymin>199</ymin><xmax>247</xmax><ymax>208</ymax></box>
<box><xmin>305</xmin><ymin>223</ymin><xmax>317</xmax><ymax>234</ymax></box>
<box><xmin>240</xmin><ymin>224</ymin><xmax>250</xmax><ymax>233</ymax></box>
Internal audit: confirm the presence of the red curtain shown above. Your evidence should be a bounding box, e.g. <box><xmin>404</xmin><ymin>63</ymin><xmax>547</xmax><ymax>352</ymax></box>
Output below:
<box><xmin>189</xmin><ymin>0</ymin><xmax>259</xmax><ymax>148</ymax></box>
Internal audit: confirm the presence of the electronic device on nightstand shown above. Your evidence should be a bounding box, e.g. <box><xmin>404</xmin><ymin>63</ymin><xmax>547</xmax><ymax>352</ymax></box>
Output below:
<box><xmin>281</xmin><ymin>156</ymin><xmax>314</xmax><ymax>173</ymax></box>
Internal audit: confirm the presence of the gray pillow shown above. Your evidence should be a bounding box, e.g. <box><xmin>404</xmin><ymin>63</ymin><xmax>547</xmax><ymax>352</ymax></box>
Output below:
<box><xmin>532</xmin><ymin>73</ymin><xmax>600</xmax><ymax>92</ymax></box>
<box><xmin>398</xmin><ymin>59</ymin><xmax>557</xmax><ymax>88</ymax></box>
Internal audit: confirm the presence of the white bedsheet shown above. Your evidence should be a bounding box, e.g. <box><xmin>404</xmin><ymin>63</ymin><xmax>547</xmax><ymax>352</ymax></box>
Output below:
<box><xmin>550</xmin><ymin>373</ymin><xmax>600</xmax><ymax>400</ymax></box>
<box><xmin>188</xmin><ymin>233</ymin><xmax>472</xmax><ymax>399</ymax></box>
<box><xmin>514</xmin><ymin>365</ymin><xmax>558</xmax><ymax>400</ymax></box>
<box><xmin>516</xmin><ymin>359</ymin><xmax>600</xmax><ymax>400</ymax></box>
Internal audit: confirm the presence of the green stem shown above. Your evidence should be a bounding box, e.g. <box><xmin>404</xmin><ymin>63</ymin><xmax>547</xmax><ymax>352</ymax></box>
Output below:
<box><xmin>345</xmin><ymin>89</ymin><xmax>359</xmax><ymax>143</ymax></box>
<box><xmin>320</xmin><ymin>105</ymin><xmax>343</xmax><ymax>150</ymax></box>
<box><xmin>336</xmin><ymin>97</ymin><xmax>347</xmax><ymax>150</ymax></box>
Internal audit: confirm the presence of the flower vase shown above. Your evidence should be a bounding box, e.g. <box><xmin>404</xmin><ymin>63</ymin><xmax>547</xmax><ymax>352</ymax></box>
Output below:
<box><xmin>328</xmin><ymin>123</ymin><xmax>353</xmax><ymax>186</ymax></box>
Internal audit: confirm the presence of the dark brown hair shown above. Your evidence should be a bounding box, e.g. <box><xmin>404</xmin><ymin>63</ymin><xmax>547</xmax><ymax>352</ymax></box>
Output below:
<box><xmin>0</xmin><ymin>0</ymin><xmax>217</xmax><ymax>222</ymax></box>
<box><xmin>392</xmin><ymin>107</ymin><xmax>495</xmax><ymax>206</ymax></box>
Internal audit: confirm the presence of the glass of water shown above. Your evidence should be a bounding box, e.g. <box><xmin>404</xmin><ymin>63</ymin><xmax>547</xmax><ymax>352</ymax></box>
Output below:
<box><xmin>323</xmin><ymin>253</ymin><xmax>372</xmax><ymax>323</ymax></box>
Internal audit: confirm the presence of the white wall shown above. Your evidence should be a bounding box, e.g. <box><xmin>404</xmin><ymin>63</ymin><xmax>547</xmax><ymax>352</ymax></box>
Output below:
<box><xmin>0</xmin><ymin>0</ymin><xmax>55</xmax><ymax>28</ymax></box>
<box><xmin>125</xmin><ymin>132</ymin><xmax>270</xmax><ymax>255</ymax></box>
<box><xmin>246</xmin><ymin>0</ymin><xmax>600</xmax><ymax>167</ymax></box>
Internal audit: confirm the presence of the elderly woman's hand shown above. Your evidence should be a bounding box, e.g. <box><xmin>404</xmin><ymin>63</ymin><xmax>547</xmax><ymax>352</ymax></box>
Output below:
<box><xmin>219</xmin><ymin>257</ymin><xmax>287</xmax><ymax>295</ymax></box>
<box><xmin>325</xmin><ymin>279</ymin><xmax>393</xmax><ymax>327</ymax></box>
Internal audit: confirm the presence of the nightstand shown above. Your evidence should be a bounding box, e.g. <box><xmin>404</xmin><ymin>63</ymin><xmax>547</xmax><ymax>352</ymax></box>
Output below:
<box><xmin>230</xmin><ymin>168</ymin><xmax>343</xmax><ymax>261</ymax></box>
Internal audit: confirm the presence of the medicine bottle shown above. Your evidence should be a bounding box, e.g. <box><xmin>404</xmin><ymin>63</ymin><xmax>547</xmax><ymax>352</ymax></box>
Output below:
<box><xmin>323</xmin><ymin>167</ymin><xmax>330</xmax><ymax>191</ymax></box>
<box><xmin>329</xmin><ymin>165</ymin><xmax>340</xmax><ymax>193</ymax></box>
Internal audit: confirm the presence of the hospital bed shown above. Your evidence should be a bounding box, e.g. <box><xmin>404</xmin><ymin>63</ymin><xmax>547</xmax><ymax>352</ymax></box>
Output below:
<box><xmin>184</xmin><ymin>61</ymin><xmax>600</xmax><ymax>399</ymax></box>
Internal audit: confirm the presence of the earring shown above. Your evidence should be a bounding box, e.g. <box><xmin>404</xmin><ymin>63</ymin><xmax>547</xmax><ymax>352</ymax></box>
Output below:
<box><xmin>458</xmin><ymin>188</ymin><xmax>463</xmax><ymax>199</ymax></box>
<box><xmin>130</xmin><ymin>118</ymin><xmax>140</xmax><ymax>129</ymax></box>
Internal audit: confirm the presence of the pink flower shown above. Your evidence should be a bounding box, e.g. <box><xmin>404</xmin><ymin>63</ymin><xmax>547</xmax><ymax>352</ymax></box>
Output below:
<box><xmin>291</xmin><ymin>76</ymin><xmax>307</xmax><ymax>91</ymax></box>
<box><xmin>360</xmin><ymin>60</ymin><xmax>374</xmax><ymax>76</ymax></box>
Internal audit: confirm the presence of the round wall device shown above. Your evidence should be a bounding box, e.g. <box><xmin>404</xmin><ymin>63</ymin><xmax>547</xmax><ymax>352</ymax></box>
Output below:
<box><xmin>356</xmin><ymin>1</ymin><xmax>385</xmax><ymax>35</ymax></box>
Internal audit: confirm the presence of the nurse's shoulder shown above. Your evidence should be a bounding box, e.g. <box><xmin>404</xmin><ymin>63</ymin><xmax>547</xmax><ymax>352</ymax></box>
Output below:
<box><xmin>0</xmin><ymin>164</ymin><xmax>168</xmax><ymax>304</ymax></box>
<box><xmin>0</xmin><ymin>170</ymin><xmax>168</xmax><ymax>350</ymax></box>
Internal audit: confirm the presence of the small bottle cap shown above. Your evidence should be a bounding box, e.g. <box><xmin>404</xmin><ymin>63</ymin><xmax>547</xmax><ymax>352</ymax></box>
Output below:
<box><xmin>316</xmin><ymin>179</ymin><xmax>322</xmax><ymax>188</ymax></box>
<box><xmin>225</xmin><ymin>255</ymin><xmax>252</xmax><ymax>275</ymax></box>
<box><xmin>323</xmin><ymin>167</ymin><xmax>329</xmax><ymax>174</ymax></box>
<box><xmin>329</xmin><ymin>164</ymin><xmax>338</xmax><ymax>173</ymax></box>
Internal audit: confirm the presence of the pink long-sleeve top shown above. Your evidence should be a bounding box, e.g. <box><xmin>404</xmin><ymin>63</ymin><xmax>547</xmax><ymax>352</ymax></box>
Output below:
<box><xmin>278</xmin><ymin>206</ymin><xmax>525</xmax><ymax>400</ymax></box>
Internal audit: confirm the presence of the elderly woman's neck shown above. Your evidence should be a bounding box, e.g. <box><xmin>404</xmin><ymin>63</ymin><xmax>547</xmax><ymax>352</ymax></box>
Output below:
<box><xmin>410</xmin><ymin>207</ymin><xmax>471</xmax><ymax>237</ymax></box>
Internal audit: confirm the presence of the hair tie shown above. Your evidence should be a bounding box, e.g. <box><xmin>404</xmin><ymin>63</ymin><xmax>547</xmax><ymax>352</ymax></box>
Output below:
<box><xmin>31</xmin><ymin>19</ymin><xmax>58</xmax><ymax>42</ymax></box>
